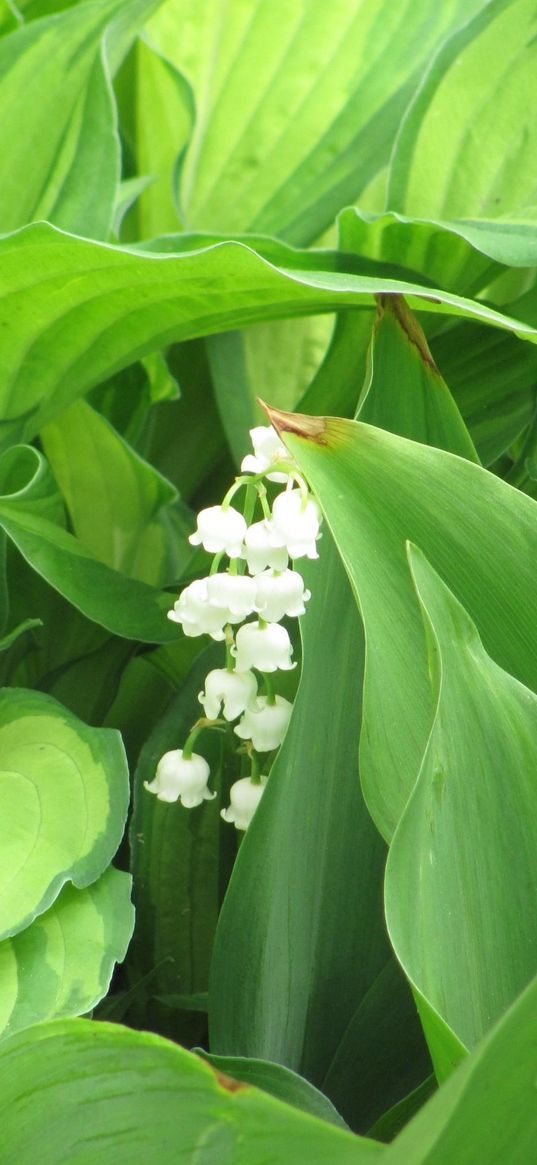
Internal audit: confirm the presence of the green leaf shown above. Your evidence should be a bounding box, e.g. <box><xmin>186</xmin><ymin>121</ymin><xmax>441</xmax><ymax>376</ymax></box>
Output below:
<box><xmin>0</xmin><ymin>0</ymin><xmax>121</xmax><ymax>237</ymax></box>
<box><xmin>2</xmin><ymin>225</ymin><xmax>537</xmax><ymax>449</ymax></box>
<box><xmin>127</xmin><ymin>645</ymin><xmax>226</xmax><ymax>1034</ymax></box>
<box><xmin>199</xmin><ymin>1051</ymin><xmax>350</xmax><ymax>1131</ymax></box>
<box><xmin>268</xmin><ymin>410</ymin><xmax>537</xmax><ymax>841</ymax></box>
<box><xmin>385</xmin><ymin>973</ymin><xmax>537</xmax><ymax>1164</ymax></box>
<box><xmin>147</xmin><ymin>0</ymin><xmax>484</xmax><ymax>243</ymax></box>
<box><xmin>209</xmin><ymin>535</ymin><xmax>390</xmax><ymax>1093</ymax></box>
<box><xmin>359</xmin><ymin>296</ymin><xmax>479</xmax><ymax>462</ymax></box>
<box><xmin>0</xmin><ymin>444</ymin><xmax>180</xmax><ymax>643</ymax></box>
<box><xmin>385</xmin><ymin>545</ymin><xmax>537</xmax><ymax>1049</ymax></box>
<box><xmin>41</xmin><ymin>399</ymin><xmax>178</xmax><ymax>584</ymax></box>
<box><xmin>389</xmin><ymin>0</ymin><xmax>537</xmax><ymax>219</ymax></box>
<box><xmin>0</xmin><ymin>1019</ymin><xmax>382</xmax><ymax>1164</ymax></box>
<box><xmin>0</xmin><ymin>688</ymin><xmax>129</xmax><ymax>938</ymax></box>
<box><xmin>0</xmin><ymin>866</ymin><xmax>134</xmax><ymax>1040</ymax></box>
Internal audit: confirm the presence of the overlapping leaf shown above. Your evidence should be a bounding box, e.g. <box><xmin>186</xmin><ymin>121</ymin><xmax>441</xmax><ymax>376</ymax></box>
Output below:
<box><xmin>0</xmin><ymin>688</ymin><xmax>129</xmax><ymax>938</ymax></box>
<box><xmin>269</xmin><ymin>410</ymin><xmax>537</xmax><ymax>840</ymax></box>
<box><xmin>1</xmin><ymin>225</ymin><xmax>536</xmax><ymax>449</ymax></box>
<box><xmin>0</xmin><ymin>866</ymin><xmax>134</xmax><ymax>1040</ymax></box>
<box><xmin>0</xmin><ymin>1019</ymin><xmax>382</xmax><ymax>1164</ymax></box>
<box><xmin>385</xmin><ymin>546</ymin><xmax>537</xmax><ymax>1049</ymax></box>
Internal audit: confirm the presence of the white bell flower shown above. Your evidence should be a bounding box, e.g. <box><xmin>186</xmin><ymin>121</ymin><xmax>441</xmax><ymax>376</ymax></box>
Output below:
<box><xmin>254</xmin><ymin>568</ymin><xmax>311</xmax><ymax>622</ymax></box>
<box><xmin>233</xmin><ymin>620</ymin><xmax>295</xmax><ymax>672</ymax></box>
<box><xmin>221</xmin><ymin>775</ymin><xmax>268</xmax><ymax>831</ymax></box>
<box><xmin>234</xmin><ymin>695</ymin><xmax>293</xmax><ymax>751</ymax></box>
<box><xmin>269</xmin><ymin>489</ymin><xmax>321</xmax><ymax>559</ymax></box>
<box><xmin>189</xmin><ymin>504</ymin><xmax>247</xmax><ymax>557</ymax></box>
<box><xmin>144</xmin><ymin>749</ymin><xmax>215</xmax><ymax>807</ymax></box>
<box><xmin>206</xmin><ymin>572</ymin><xmax>257</xmax><ymax>621</ymax></box>
<box><xmin>243</xmin><ymin>520</ymin><xmax>289</xmax><ymax>575</ymax></box>
<box><xmin>241</xmin><ymin>425</ymin><xmax>293</xmax><ymax>483</ymax></box>
<box><xmin>198</xmin><ymin>668</ymin><xmax>257</xmax><ymax>721</ymax></box>
<box><xmin>167</xmin><ymin>577</ymin><xmax>229</xmax><ymax>640</ymax></box>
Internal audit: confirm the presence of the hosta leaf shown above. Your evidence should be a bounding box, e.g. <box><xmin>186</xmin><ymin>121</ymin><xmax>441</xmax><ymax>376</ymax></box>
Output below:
<box><xmin>0</xmin><ymin>866</ymin><xmax>134</xmax><ymax>1040</ymax></box>
<box><xmin>389</xmin><ymin>0</ymin><xmax>537</xmax><ymax>219</ymax></box>
<box><xmin>385</xmin><ymin>973</ymin><xmax>537</xmax><ymax>1164</ymax></box>
<box><xmin>0</xmin><ymin>444</ymin><xmax>180</xmax><ymax>643</ymax></box>
<box><xmin>385</xmin><ymin>545</ymin><xmax>537</xmax><ymax>1049</ymax></box>
<box><xmin>0</xmin><ymin>688</ymin><xmax>129</xmax><ymax>938</ymax></box>
<box><xmin>267</xmin><ymin>409</ymin><xmax>537</xmax><ymax>841</ymax></box>
<box><xmin>147</xmin><ymin>0</ymin><xmax>484</xmax><ymax>243</ymax></box>
<box><xmin>41</xmin><ymin>399</ymin><xmax>178</xmax><ymax>584</ymax></box>
<box><xmin>0</xmin><ymin>1019</ymin><xmax>382</xmax><ymax>1164</ymax></box>
<box><xmin>1</xmin><ymin>225</ymin><xmax>537</xmax><ymax>449</ymax></box>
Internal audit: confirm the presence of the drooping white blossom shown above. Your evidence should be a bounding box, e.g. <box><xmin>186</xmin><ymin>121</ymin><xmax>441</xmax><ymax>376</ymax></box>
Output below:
<box><xmin>189</xmin><ymin>504</ymin><xmax>247</xmax><ymax>557</ymax></box>
<box><xmin>234</xmin><ymin>695</ymin><xmax>293</xmax><ymax>751</ymax></box>
<box><xmin>254</xmin><ymin>568</ymin><xmax>311</xmax><ymax>622</ymax></box>
<box><xmin>206</xmin><ymin>572</ymin><xmax>257</xmax><ymax>621</ymax></box>
<box><xmin>233</xmin><ymin>620</ymin><xmax>295</xmax><ymax>672</ymax></box>
<box><xmin>198</xmin><ymin>668</ymin><xmax>257</xmax><ymax>721</ymax></box>
<box><xmin>241</xmin><ymin>425</ymin><xmax>293</xmax><ymax>482</ymax></box>
<box><xmin>144</xmin><ymin>749</ymin><xmax>215</xmax><ymax>807</ymax></box>
<box><xmin>243</xmin><ymin>520</ymin><xmax>289</xmax><ymax>575</ymax></box>
<box><xmin>221</xmin><ymin>775</ymin><xmax>268</xmax><ymax>830</ymax></box>
<box><xmin>167</xmin><ymin>577</ymin><xmax>229</xmax><ymax>640</ymax></box>
<box><xmin>269</xmin><ymin>489</ymin><xmax>321</xmax><ymax>559</ymax></box>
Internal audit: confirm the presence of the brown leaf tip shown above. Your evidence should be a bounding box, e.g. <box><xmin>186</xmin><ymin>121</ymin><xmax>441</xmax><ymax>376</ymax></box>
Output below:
<box><xmin>213</xmin><ymin>1069</ymin><xmax>249</xmax><ymax>1094</ymax></box>
<box><xmin>258</xmin><ymin>399</ymin><xmax>328</xmax><ymax>444</ymax></box>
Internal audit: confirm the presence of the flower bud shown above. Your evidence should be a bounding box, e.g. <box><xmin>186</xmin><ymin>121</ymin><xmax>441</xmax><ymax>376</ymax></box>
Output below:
<box><xmin>189</xmin><ymin>505</ymin><xmax>247</xmax><ymax>557</ymax></box>
<box><xmin>269</xmin><ymin>489</ymin><xmax>321</xmax><ymax>559</ymax></box>
<box><xmin>243</xmin><ymin>521</ymin><xmax>289</xmax><ymax>575</ymax></box>
<box><xmin>233</xmin><ymin>620</ymin><xmax>295</xmax><ymax>672</ymax></box>
<box><xmin>167</xmin><ymin>577</ymin><xmax>229</xmax><ymax>640</ymax></box>
<box><xmin>206</xmin><ymin>572</ymin><xmax>257</xmax><ymax>620</ymax></box>
<box><xmin>221</xmin><ymin>775</ymin><xmax>268</xmax><ymax>830</ymax></box>
<box><xmin>199</xmin><ymin>668</ymin><xmax>257</xmax><ymax>721</ymax></box>
<box><xmin>254</xmin><ymin>568</ymin><xmax>311</xmax><ymax>622</ymax></box>
<box><xmin>144</xmin><ymin>749</ymin><xmax>215</xmax><ymax>807</ymax></box>
<box><xmin>234</xmin><ymin>695</ymin><xmax>293</xmax><ymax>751</ymax></box>
<box><xmin>241</xmin><ymin>425</ymin><xmax>293</xmax><ymax>482</ymax></box>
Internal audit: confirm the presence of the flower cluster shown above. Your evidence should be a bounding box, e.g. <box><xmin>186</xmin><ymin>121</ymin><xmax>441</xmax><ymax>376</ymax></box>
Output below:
<box><xmin>144</xmin><ymin>425</ymin><xmax>321</xmax><ymax>831</ymax></box>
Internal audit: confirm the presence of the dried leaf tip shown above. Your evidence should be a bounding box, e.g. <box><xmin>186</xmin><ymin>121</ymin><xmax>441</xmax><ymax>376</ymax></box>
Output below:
<box><xmin>258</xmin><ymin>399</ymin><xmax>328</xmax><ymax>444</ymax></box>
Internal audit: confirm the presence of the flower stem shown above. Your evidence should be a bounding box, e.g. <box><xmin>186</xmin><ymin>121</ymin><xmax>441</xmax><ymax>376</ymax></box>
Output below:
<box><xmin>249</xmin><ymin>748</ymin><xmax>262</xmax><ymax>785</ymax></box>
<box><xmin>262</xmin><ymin>672</ymin><xmax>276</xmax><ymax>705</ymax></box>
<box><xmin>183</xmin><ymin>718</ymin><xmax>226</xmax><ymax>758</ymax></box>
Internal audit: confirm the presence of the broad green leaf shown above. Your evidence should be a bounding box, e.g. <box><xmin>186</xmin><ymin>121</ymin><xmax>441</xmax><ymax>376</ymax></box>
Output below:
<box><xmin>0</xmin><ymin>866</ymin><xmax>133</xmax><ymax>1040</ymax></box>
<box><xmin>0</xmin><ymin>688</ymin><xmax>129</xmax><ymax>938</ymax></box>
<box><xmin>127</xmin><ymin>645</ymin><xmax>226</xmax><ymax>1037</ymax></box>
<box><xmin>385</xmin><ymin>973</ymin><xmax>537</xmax><ymax>1164</ymax></box>
<box><xmin>0</xmin><ymin>0</ymin><xmax>121</xmax><ymax>237</ymax></box>
<box><xmin>385</xmin><ymin>545</ymin><xmax>537</xmax><ymax>1049</ymax></box>
<box><xmin>389</xmin><ymin>0</ymin><xmax>537</xmax><ymax>219</ymax></box>
<box><xmin>0</xmin><ymin>1019</ymin><xmax>382</xmax><ymax>1164</ymax></box>
<box><xmin>41</xmin><ymin>399</ymin><xmax>178</xmax><ymax>584</ymax></box>
<box><xmin>210</xmin><ymin>536</ymin><xmax>390</xmax><ymax>1091</ymax></box>
<box><xmin>268</xmin><ymin>409</ymin><xmax>537</xmax><ymax>840</ymax></box>
<box><xmin>148</xmin><ymin>0</ymin><xmax>484</xmax><ymax>243</ymax></box>
<box><xmin>0</xmin><ymin>445</ymin><xmax>180</xmax><ymax>643</ymax></box>
<box><xmin>1</xmin><ymin>225</ymin><xmax>537</xmax><ymax>450</ymax></box>
<box><xmin>200</xmin><ymin>1052</ymin><xmax>350</xmax><ymax>1131</ymax></box>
